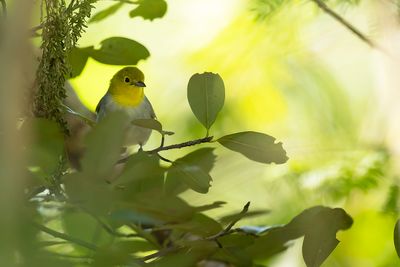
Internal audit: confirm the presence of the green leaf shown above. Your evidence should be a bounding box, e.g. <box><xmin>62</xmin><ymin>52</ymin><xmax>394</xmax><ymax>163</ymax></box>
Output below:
<box><xmin>218</xmin><ymin>234</ymin><xmax>255</xmax><ymax>248</ymax></box>
<box><xmin>194</xmin><ymin>201</ymin><xmax>226</xmax><ymax>213</ymax></box>
<box><xmin>62</xmin><ymin>210</ymin><xmax>112</xmax><ymax>250</ymax></box>
<box><xmin>67</xmin><ymin>47</ymin><xmax>92</xmax><ymax>78</ymax></box>
<box><xmin>129</xmin><ymin>0</ymin><xmax>167</xmax><ymax>21</ymax></box>
<box><xmin>212</xmin><ymin>247</ymin><xmax>253</xmax><ymax>267</ymax></box>
<box><xmin>160</xmin><ymin>214</ymin><xmax>222</xmax><ymax>237</ymax></box>
<box><xmin>165</xmin><ymin>148</ymin><xmax>216</xmax><ymax>195</ymax></box>
<box><xmin>24</xmin><ymin>118</ymin><xmax>64</xmax><ymax>178</ymax></box>
<box><xmin>394</xmin><ymin>219</ymin><xmax>400</xmax><ymax>257</ymax></box>
<box><xmin>296</xmin><ymin>208</ymin><xmax>349</xmax><ymax>267</ymax></box>
<box><xmin>303</xmin><ymin>235</ymin><xmax>339</xmax><ymax>267</ymax></box>
<box><xmin>220</xmin><ymin>209</ymin><xmax>270</xmax><ymax>224</ymax></box>
<box><xmin>92</xmin><ymin>241</ymin><xmax>146</xmax><ymax>267</ymax></box>
<box><xmin>80</xmin><ymin>111</ymin><xmax>128</xmax><ymax>179</ymax></box>
<box><xmin>113</xmin><ymin>152</ymin><xmax>166</xmax><ymax>199</ymax></box>
<box><xmin>246</xmin><ymin>206</ymin><xmax>353</xmax><ymax>264</ymax></box>
<box><xmin>148</xmin><ymin>241</ymin><xmax>217</xmax><ymax>267</ymax></box>
<box><xmin>132</xmin><ymin>119</ymin><xmax>174</xmax><ymax>135</ymax></box>
<box><xmin>218</xmin><ymin>131</ymin><xmax>288</xmax><ymax>164</ymax></box>
<box><xmin>64</xmin><ymin>173</ymin><xmax>115</xmax><ymax>214</ymax></box>
<box><xmin>90</xmin><ymin>37</ymin><xmax>150</xmax><ymax>65</ymax></box>
<box><xmin>167</xmin><ymin>161</ymin><xmax>212</xmax><ymax>194</ymax></box>
<box><xmin>114</xmin><ymin>152</ymin><xmax>163</xmax><ymax>185</ymax></box>
<box><xmin>89</xmin><ymin>2</ymin><xmax>124</xmax><ymax>24</ymax></box>
<box><xmin>126</xmin><ymin>193</ymin><xmax>195</xmax><ymax>223</ymax></box>
<box><xmin>187</xmin><ymin>72</ymin><xmax>225</xmax><ymax>130</ymax></box>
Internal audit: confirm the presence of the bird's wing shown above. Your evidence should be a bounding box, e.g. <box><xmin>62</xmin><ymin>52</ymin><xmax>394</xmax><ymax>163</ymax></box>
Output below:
<box><xmin>144</xmin><ymin>96</ymin><xmax>156</xmax><ymax>119</ymax></box>
<box><xmin>95</xmin><ymin>94</ymin><xmax>110</xmax><ymax>121</ymax></box>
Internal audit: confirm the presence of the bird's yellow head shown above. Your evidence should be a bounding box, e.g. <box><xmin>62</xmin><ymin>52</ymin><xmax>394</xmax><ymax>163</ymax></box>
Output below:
<box><xmin>108</xmin><ymin>67</ymin><xmax>146</xmax><ymax>107</ymax></box>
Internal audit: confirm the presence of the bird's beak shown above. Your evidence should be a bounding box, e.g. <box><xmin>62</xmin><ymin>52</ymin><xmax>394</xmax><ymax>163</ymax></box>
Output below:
<box><xmin>134</xmin><ymin>81</ymin><xmax>146</xmax><ymax>87</ymax></box>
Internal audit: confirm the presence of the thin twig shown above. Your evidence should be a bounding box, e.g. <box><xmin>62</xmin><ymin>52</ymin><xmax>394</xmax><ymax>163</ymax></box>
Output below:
<box><xmin>118</xmin><ymin>136</ymin><xmax>213</xmax><ymax>164</ymax></box>
<box><xmin>32</xmin><ymin>222</ymin><xmax>98</xmax><ymax>251</ymax></box>
<box><xmin>310</xmin><ymin>0</ymin><xmax>375</xmax><ymax>47</ymax></box>
<box><xmin>206</xmin><ymin>202</ymin><xmax>250</xmax><ymax>241</ymax></box>
<box><xmin>150</xmin><ymin>136</ymin><xmax>213</xmax><ymax>153</ymax></box>
<box><xmin>156</xmin><ymin>153</ymin><xmax>172</xmax><ymax>163</ymax></box>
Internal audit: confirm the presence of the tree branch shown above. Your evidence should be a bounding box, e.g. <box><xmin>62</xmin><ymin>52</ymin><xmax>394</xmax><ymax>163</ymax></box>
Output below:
<box><xmin>310</xmin><ymin>0</ymin><xmax>375</xmax><ymax>47</ymax></box>
<box><xmin>118</xmin><ymin>136</ymin><xmax>213</xmax><ymax>164</ymax></box>
<box><xmin>150</xmin><ymin>136</ymin><xmax>213</xmax><ymax>153</ymax></box>
<box><xmin>32</xmin><ymin>222</ymin><xmax>98</xmax><ymax>251</ymax></box>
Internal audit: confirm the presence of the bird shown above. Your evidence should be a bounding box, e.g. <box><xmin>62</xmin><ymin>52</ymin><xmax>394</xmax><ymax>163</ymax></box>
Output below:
<box><xmin>95</xmin><ymin>67</ymin><xmax>156</xmax><ymax>149</ymax></box>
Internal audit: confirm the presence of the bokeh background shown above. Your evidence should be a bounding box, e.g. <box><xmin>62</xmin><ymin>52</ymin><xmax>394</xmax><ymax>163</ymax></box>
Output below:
<box><xmin>42</xmin><ymin>0</ymin><xmax>400</xmax><ymax>265</ymax></box>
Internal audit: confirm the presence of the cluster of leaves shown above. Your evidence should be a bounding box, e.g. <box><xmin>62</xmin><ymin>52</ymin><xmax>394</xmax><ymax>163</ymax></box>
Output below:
<box><xmin>26</xmin><ymin>0</ymin><xmax>358</xmax><ymax>266</ymax></box>
<box><xmin>24</xmin><ymin>70</ymin><xmax>355</xmax><ymax>267</ymax></box>
<box><xmin>319</xmin><ymin>151</ymin><xmax>388</xmax><ymax>201</ymax></box>
<box><xmin>33</xmin><ymin>0</ymin><xmax>168</xmax><ymax>130</ymax></box>
<box><xmin>69</xmin><ymin>37</ymin><xmax>150</xmax><ymax>78</ymax></box>
<box><xmin>89</xmin><ymin>0</ymin><xmax>167</xmax><ymax>23</ymax></box>
<box><xmin>69</xmin><ymin>0</ymin><xmax>169</xmax><ymax>78</ymax></box>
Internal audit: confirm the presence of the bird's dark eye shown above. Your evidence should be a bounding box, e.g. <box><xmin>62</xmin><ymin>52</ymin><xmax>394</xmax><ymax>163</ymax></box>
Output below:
<box><xmin>124</xmin><ymin>77</ymin><xmax>130</xmax><ymax>83</ymax></box>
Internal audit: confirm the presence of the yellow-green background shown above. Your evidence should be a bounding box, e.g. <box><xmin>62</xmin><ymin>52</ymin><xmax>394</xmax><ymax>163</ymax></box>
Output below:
<box><xmin>70</xmin><ymin>0</ymin><xmax>399</xmax><ymax>266</ymax></box>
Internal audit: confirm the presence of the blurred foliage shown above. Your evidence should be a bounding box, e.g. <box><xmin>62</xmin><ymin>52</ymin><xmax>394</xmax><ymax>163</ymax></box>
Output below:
<box><xmin>22</xmin><ymin>63</ymin><xmax>355</xmax><ymax>267</ymax></box>
<box><xmin>251</xmin><ymin>0</ymin><xmax>361</xmax><ymax>20</ymax></box>
<box><xmin>8</xmin><ymin>0</ymin><xmax>400</xmax><ymax>266</ymax></box>
<box><xmin>89</xmin><ymin>0</ymin><xmax>167</xmax><ymax>23</ymax></box>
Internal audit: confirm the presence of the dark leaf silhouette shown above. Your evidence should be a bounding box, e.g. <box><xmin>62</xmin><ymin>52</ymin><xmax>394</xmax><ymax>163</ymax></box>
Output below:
<box><xmin>90</xmin><ymin>37</ymin><xmax>150</xmax><ymax>65</ymax></box>
<box><xmin>394</xmin><ymin>219</ymin><xmax>400</xmax><ymax>258</ymax></box>
<box><xmin>129</xmin><ymin>0</ymin><xmax>167</xmax><ymax>21</ymax></box>
<box><xmin>218</xmin><ymin>131</ymin><xmax>288</xmax><ymax>164</ymax></box>
<box><xmin>90</xmin><ymin>2</ymin><xmax>124</xmax><ymax>23</ymax></box>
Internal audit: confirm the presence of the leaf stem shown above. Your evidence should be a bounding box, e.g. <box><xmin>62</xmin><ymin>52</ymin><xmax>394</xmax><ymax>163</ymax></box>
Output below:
<box><xmin>32</xmin><ymin>222</ymin><xmax>98</xmax><ymax>251</ymax></box>
<box><xmin>309</xmin><ymin>0</ymin><xmax>375</xmax><ymax>47</ymax></box>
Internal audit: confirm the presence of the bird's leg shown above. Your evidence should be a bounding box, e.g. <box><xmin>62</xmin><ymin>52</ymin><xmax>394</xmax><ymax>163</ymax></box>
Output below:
<box><xmin>138</xmin><ymin>144</ymin><xmax>143</xmax><ymax>152</ymax></box>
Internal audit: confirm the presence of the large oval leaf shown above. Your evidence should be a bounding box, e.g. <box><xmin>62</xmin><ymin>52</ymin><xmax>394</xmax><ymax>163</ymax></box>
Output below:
<box><xmin>90</xmin><ymin>37</ymin><xmax>150</xmax><ymax>65</ymax></box>
<box><xmin>217</xmin><ymin>131</ymin><xmax>288</xmax><ymax>164</ymax></box>
<box><xmin>187</xmin><ymin>72</ymin><xmax>225</xmax><ymax>131</ymax></box>
<box><xmin>67</xmin><ymin>47</ymin><xmax>93</xmax><ymax>78</ymax></box>
<box><xmin>395</xmin><ymin>219</ymin><xmax>400</xmax><ymax>257</ymax></box>
<box><xmin>168</xmin><ymin>162</ymin><xmax>212</xmax><ymax>194</ymax></box>
<box><xmin>129</xmin><ymin>0</ymin><xmax>167</xmax><ymax>21</ymax></box>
